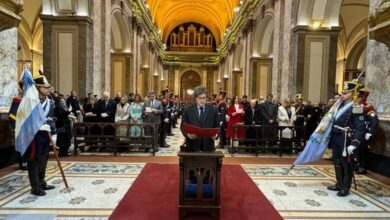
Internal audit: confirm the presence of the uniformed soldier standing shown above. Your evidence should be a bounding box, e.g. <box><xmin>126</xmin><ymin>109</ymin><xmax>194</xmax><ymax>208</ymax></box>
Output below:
<box><xmin>216</xmin><ymin>90</ymin><xmax>227</xmax><ymax>148</ymax></box>
<box><xmin>294</xmin><ymin>93</ymin><xmax>308</xmax><ymax>145</ymax></box>
<box><xmin>26</xmin><ymin>74</ymin><xmax>56</xmax><ymax>196</ymax></box>
<box><xmin>327</xmin><ymin>81</ymin><xmax>366</xmax><ymax>196</ymax></box>
<box><xmin>355</xmin><ymin>87</ymin><xmax>379</xmax><ymax>174</ymax></box>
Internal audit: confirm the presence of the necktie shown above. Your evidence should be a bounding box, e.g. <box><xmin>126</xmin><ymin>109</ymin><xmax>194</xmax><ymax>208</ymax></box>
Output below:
<box><xmin>200</xmin><ymin>107</ymin><xmax>204</xmax><ymax>121</ymax></box>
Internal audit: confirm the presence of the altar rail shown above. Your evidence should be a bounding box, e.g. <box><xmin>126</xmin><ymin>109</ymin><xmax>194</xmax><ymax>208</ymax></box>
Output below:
<box><xmin>231</xmin><ymin>124</ymin><xmax>307</xmax><ymax>157</ymax></box>
<box><xmin>73</xmin><ymin>122</ymin><xmax>159</xmax><ymax>156</ymax></box>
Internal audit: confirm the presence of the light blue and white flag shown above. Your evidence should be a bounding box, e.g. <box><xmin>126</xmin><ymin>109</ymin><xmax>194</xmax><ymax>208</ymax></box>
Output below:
<box><xmin>292</xmin><ymin>98</ymin><xmax>343</xmax><ymax>168</ymax></box>
<box><xmin>14</xmin><ymin>68</ymin><xmax>48</xmax><ymax>156</ymax></box>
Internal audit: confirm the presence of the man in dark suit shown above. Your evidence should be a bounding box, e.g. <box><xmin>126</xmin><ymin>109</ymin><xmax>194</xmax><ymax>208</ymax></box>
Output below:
<box><xmin>259</xmin><ymin>93</ymin><xmax>278</xmax><ymax>147</ymax></box>
<box><xmin>181</xmin><ymin>86</ymin><xmax>219</xmax><ymax>152</ymax></box>
<box><xmin>66</xmin><ymin>90</ymin><xmax>81</xmax><ymax>118</ymax></box>
<box><xmin>244</xmin><ymin>99</ymin><xmax>262</xmax><ymax>147</ymax></box>
<box><xmin>142</xmin><ymin>92</ymin><xmax>163</xmax><ymax>150</ymax></box>
<box><xmin>96</xmin><ymin>91</ymin><xmax>116</xmax><ymax>123</ymax></box>
<box><xmin>95</xmin><ymin>91</ymin><xmax>116</xmax><ymax>151</ymax></box>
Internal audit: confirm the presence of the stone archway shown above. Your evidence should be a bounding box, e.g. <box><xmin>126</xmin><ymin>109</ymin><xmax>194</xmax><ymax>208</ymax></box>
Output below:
<box><xmin>180</xmin><ymin>70</ymin><xmax>201</xmax><ymax>104</ymax></box>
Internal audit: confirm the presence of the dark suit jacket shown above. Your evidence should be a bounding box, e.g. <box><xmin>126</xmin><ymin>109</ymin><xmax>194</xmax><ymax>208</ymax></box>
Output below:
<box><xmin>180</xmin><ymin>104</ymin><xmax>219</xmax><ymax>152</ymax></box>
<box><xmin>96</xmin><ymin>99</ymin><xmax>116</xmax><ymax>122</ymax></box>
<box><xmin>66</xmin><ymin>95</ymin><xmax>81</xmax><ymax>115</ymax></box>
<box><xmin>244</xmin><ymin>105</ymin><xmax>262</xmax><ymax>125</ymax></box>
<box><xmin>259</xmin><ymin>101</ymin><xmax>278</xmax><ymax>125</ymax></box>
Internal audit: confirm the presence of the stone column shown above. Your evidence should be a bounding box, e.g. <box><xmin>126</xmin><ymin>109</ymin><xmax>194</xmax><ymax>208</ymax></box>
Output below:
<box><xmin>364</xmin><ymin>0</ymin><xmax>390</xmax><ymax>176</ymax></box>
<box><xmin>0</xmin><ymin>0</ymin><xmax>22</xmax><ymax>113</ymax></box>
<box><xmin>291</xmin><ymin>26</ymin><xmax>340</xmax><ymax>103</ymax></box>
<box><xmin>41</xmin><ymin>15</ymin><xmax>93</xmax><ymax>98</ymax></box>
<box><xmin>174</xmin><ymin>68</ymin><xmax>180</xmax><ymax>95</ymax></box>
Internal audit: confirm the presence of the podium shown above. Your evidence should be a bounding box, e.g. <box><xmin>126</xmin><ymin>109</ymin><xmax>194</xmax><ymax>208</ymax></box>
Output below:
<box><xmin>178</xmin><ymin>151</ymin><xmax>224</xmax><ymax>219</ymax></box>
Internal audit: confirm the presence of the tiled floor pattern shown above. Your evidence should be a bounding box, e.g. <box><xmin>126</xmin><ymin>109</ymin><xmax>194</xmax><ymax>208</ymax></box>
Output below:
<box><xmin>0</xmin><ymin>162</ymin><xmax>389</xmax><ymax>219</ymax></box>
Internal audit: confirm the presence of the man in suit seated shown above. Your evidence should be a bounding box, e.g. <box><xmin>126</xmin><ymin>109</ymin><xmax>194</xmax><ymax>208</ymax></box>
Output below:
<box><xmin>180</xmin><ymin>86</ymin><xmax>219</xmax><ymax>152</ymax></box>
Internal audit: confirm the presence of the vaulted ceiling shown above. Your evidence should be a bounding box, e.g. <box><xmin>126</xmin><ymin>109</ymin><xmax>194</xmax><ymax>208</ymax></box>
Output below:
<box><xmin>145</xmin><ymin>0</ymin><xmax>240</xmax><ymax>45</ymax></box>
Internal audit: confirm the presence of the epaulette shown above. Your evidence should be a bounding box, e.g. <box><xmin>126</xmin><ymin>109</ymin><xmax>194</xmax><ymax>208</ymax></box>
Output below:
<box><xmin>12</xmin><ymin>97</ymin><xmax>21</xmax><ymax>104</ymax></box>
<box><xmin>352</xmin><ymin>105</ymin><xmax>363</xmax><ymax>114</ymax></box>
<box><xmin>363</xmin><ymin>104</ymin><xmax>375</xmax><ymax>114</ymax></box>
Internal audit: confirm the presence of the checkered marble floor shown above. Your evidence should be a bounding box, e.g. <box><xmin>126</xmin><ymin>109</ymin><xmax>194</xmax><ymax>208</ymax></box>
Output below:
<box><xmin>0</xmin><ymin>162</ymin><xmax>389</xmax><ymax>219</ymax></box>
<box><xmin>244</xmin><ymin>164</ymin><xmax>390</xmax><ymax>219</ymax></box>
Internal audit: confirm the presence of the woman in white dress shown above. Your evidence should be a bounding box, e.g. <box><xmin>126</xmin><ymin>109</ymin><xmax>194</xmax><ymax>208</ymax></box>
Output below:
<box><xmin>115</xmin><ymin>96</ymin><xmax>131</xmax><ymax>137</ymax></box>
<box><xmin>278</xmin><ymin>98</ymin><xmax>296</xmax><ymax>149</ymax></box>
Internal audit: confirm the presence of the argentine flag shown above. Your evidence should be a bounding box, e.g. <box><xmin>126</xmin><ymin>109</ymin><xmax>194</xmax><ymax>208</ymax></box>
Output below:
<box><xmin>15</xmin><ymin>68</ymin><xmax>47</xmax><ymax>156</ymax></box>
<box><xmin>292</xmin><ymin>98</ymin><xmax>343</xmax><ymax>167</ymax></box>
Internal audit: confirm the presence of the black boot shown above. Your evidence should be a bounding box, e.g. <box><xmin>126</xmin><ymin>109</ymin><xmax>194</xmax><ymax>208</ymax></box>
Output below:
<box><xmin>31</xmin><ymin>187</ymin><xmax>46</xmax><ymax>196</ymax></box>
<box><xmin>328</xmin><ymin>160</ymin><xmax>344</xmax><ymax>191</ymax></box>
<box><xmin>337</xmin><ymin>188</ymin><xmax>349</xmax><ymax>197</ymax></box>
<box><xmin>40</xmin><ymin>180</ymin><xmax>55</xmax><ymax>190</ymax></box>
<box><xmin>327</xmin><ymin>185</ymin><xmax>342</xmax><ymax>191</ymax></box>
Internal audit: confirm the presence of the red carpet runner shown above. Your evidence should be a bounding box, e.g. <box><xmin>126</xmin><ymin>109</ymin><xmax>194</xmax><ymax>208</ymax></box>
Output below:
<box><xmin>110</xmin><ymin>163</ymin><xmax>282</xmax><ymax>220</ymax></box>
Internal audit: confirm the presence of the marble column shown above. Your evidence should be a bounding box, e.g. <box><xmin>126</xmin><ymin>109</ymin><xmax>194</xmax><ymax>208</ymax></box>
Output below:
<box><xmin>0</xmin><ymin>28</ymin><xmax>18</xmax><ymax>112</ymax></box>
<box><xmin>0</xmin><ymin>0</ymin><xmax>22</xmax><ymax>113</ymax></box>
<box><xmin>41</xmin><ymin>15</ymin><xmax>93</xmax><ymax>98</ymax></box>
<box><xmin>291</xmin><ymin>26</ymin><xmax>340</xmax><ymax>103</ymax></box>
<box><xmin>0</xmin><ymin>0</ymin><xmax>23</xmax><ymax>165</ymax></box>
<box><xmin>364</xmin><ymin>0</ymin><xmax>390</xmax><ymax>176</ymax></box>
<box><xmin>271</xmin><ymin>0</ymin><xmax>282</xmax><ymax>99</ymax></box>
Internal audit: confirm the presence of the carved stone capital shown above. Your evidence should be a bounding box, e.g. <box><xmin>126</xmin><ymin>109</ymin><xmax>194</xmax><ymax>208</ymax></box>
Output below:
<box><xmin>0</xmin><ymin>0</ymin><xmax>23</xmax><ymax>31</ymax></box>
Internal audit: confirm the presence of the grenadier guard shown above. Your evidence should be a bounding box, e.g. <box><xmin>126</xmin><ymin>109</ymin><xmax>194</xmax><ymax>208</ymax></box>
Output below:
<box><xmin>355</xmin><ymin>87</ymin><xmax>379</xmax><ymax>174</ymax></box>
<box><xmin>327</xmin><ymin>81</ymin><xmax>366</xmax><ymax>196</ymax></box>
<box><xmin>160</xmin><ymin>89</ymin><xmax>170</xmax><ymax>147</ymax></box>
<box><xmin>27</xmin><ymin>74</ymin><xmax>57</xmax><ymax>196</ymax></box>
<box><xmin>216</xmin><ymin>90</ymin><xmax>227</xmax><ymax>148</ymax></box>
<box><xmin>294</xmin><ymin>93</ymin><xmax>308</xmax><ymax>145</ymax></box>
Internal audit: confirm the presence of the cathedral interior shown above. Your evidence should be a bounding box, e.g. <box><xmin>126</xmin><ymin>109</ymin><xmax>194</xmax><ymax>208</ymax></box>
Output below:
<box><xmin>0</xmin><ymin>0</ymin><xmax>390</xmax><ymax>219</ymax></box>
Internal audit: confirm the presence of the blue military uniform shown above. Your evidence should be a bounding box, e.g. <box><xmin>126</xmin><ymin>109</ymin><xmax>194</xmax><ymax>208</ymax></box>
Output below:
<box><xmin>25</xmin><ymin>74</ymin><xmax>57</xmax><ymax>196</ymax></box>
<box><xmin>328</xmin><ymin>81</ymin><xmax>366</xmax><ymax>196</ymax></box>
<box><xmin>355</xmin><ymin>88</ymin><xmax>379</xmax><ymax>174</ymax></box>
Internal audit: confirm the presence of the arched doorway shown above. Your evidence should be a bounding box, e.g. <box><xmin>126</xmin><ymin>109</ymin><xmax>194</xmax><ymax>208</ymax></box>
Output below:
<box><xmin>181</xmin><ymin>70</ymin><xmax>201</xmax><ymax>104</ymax></box>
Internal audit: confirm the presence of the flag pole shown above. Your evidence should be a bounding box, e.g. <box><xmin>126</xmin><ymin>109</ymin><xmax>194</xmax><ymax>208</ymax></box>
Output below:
<box><xmin>48</xmin><ymin>132</ymin><xmax>69</xmax><ymax>188</ymax></box>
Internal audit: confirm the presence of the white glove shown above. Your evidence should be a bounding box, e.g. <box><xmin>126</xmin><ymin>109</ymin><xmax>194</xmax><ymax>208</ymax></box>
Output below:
<box><xmin>365</xmin><ymin>133</ymin><xmax>372</xmax><ymax>140</ymax></box>
<box><xmin>101</xmin><ymin>113</ymin><xmax>108</xmax><ymax>118</ymax></box>
<box><xmin>220</xmin><ymin>121</ymin><xmax>223</xmax><ymax>126</ymax></box>
<box><xmin>347</xmin><ymin>145</ymin><xmax>356</xmax><ymax>155</ymax></box>
<box><xmin>51</xmin><ymin>134</ymin><xmax>57</xmax><ymax>144</ymax></box>
<box><xmin>164</xmin><ymin>118</ymin><xmax>170</xmax><ymax>123</ymax></box>
<box><xmin>39</xmin><ymin>124</ymin><xmax>51</xmax><ymax>132</ymax></box>
<box><xmin>171</xmin><ymin>113</ymin><xmax>175</xmax><ymax>117</ymax></box>
<box><xmin>76</xmin><ymin>110</ymin><xmax>81</xmax><ymax>114</ymax></box>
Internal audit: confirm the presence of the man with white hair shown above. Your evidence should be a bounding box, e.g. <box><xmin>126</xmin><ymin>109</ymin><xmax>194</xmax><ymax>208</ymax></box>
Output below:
<box><xmin>96</xmin><ymin>91</ymin><xmax>116</xmax><ymax>123</ymax></box>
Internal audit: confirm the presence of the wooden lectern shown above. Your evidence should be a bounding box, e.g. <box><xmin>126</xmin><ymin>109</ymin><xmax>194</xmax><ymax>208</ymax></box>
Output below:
<box><xmin>178</xmin><ymin>151</ymin><xmax>224</xmax><ymax>219</ymax></box>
